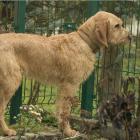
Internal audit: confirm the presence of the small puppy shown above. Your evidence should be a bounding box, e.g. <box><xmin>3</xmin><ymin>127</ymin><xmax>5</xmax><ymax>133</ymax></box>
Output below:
<box><xmin>0</xmin><ymin>11</ymin><xmax>130</xmax><ymax>136</ymax></box>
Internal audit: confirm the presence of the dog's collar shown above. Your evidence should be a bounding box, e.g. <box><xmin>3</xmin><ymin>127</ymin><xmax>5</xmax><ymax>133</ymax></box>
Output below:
<box><xmin>77</xmin><ymin>30</ymin><xmax>100</xmax><ymax>53</ymax></box>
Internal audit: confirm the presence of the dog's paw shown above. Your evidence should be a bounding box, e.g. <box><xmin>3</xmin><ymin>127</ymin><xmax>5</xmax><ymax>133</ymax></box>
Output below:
<box><xmin>64</xmin><ymin>128</ymin><xmax>79</xmax><ymax>137</ymax></box>
<box><xmin>4</xmin><ymin>129</ymin><xmax>17</xmax><ymax>136</ymax></box>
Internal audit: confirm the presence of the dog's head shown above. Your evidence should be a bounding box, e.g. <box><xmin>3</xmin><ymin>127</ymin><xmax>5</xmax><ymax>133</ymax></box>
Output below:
<box><xmin>78</xmin><ymin>11</ymin><xmax>131</xmax><ymax>49</ymax></box>
<box><xmin>94</xmin><ymin>11</ymin><xmax>131</xmax><ymax>47</ymax></box>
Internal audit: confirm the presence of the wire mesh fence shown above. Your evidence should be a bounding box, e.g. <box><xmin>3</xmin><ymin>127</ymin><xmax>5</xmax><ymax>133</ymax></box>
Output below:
<box><xmin>21</xmin><ymin>1</ymin><xmax>89</xmax><ymax>115</ymax></box>
<box><xmin>0</xmin><ymin>1</ymin><xmax>139</xmax><ymax>117</ymax></box>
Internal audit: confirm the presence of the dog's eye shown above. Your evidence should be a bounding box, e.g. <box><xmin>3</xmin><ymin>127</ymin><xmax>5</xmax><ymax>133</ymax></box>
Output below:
<box><xmin>114</xmin><ymin>24</ymin><xmax>120</xmax><ymax>28</ymax></box>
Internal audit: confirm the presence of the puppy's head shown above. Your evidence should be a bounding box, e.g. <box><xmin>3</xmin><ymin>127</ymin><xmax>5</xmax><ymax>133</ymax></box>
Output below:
<box><xmin>94</xmin><ymin>11</ymin><xmax>131</xmax><ymax>48</ymax></box>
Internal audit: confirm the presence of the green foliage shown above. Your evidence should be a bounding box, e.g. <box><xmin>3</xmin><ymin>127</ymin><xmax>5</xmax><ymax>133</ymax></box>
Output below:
<box><xmin>42</xmin><ymin>112</ymin><xmax>57</xmax><ymax>127</ymax></box>
<box><xmin>12</xmin><ymin>105</ymin><xmax>57</xmax><ymax>137</ymax></box>
<box><xmin>100</xmin><ymin>1</ymin><xmax>140</xmax><ymax>19</ymax></box>
<box><xmin>0</xmin><ymin>1</ymin><xmax>14</xmax><ymax>31</ymax></box>
<box><xmin>25</xmin><ymin>1</ymin><xmax>88</xmax><ymax>34</ymax></box>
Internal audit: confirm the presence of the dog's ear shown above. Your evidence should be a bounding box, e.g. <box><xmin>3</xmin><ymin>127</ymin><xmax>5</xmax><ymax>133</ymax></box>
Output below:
<box><xmin>94</xmin><ymin>20</ymin><xmax>110</xmax><ymax>48</ymax></box>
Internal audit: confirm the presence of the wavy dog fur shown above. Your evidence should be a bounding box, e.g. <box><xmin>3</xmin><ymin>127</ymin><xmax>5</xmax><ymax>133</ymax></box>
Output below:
<box><xmin>0</xmin><ymin>11</ymin><xmax>130</xmax><ymax>136</ymax></box>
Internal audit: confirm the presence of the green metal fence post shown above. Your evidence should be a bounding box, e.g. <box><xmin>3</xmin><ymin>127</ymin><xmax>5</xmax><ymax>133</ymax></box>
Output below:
<box><xmin>81</xmin><ymin>1</ymin><xmax>99</xmax><ymax>118</ymax></box>
<box><xmin>10</xmin><ymin>1</ymin><xmax>26</xmax><ymax>124</ymax></box>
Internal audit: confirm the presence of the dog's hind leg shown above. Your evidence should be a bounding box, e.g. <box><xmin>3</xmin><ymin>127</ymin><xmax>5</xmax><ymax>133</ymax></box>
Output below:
<box><xmin>56</xmin><ymin>83</ymin><xmax>79</xmax><ymax>137</ymax></box>
<box><xmin>0</xmin><ymin>91</ymin><xmax>17</xmax><ymax>136</ymax></box>
<box><xmin>0</xmin><ymin>57</ymin><xmax>22</xmax><ymax>136</ymax></box>
<box><xmin>0</xmin><ymin>72</ymin><xmax>22</xmax><ymax>136</ymax></box>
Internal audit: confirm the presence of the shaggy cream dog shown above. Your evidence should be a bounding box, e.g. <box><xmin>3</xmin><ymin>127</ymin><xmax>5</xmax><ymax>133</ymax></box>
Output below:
<box><xmin>0</xmin><ymin>11</ymin><xmax>130</xmax><ymax>136</ymax></box>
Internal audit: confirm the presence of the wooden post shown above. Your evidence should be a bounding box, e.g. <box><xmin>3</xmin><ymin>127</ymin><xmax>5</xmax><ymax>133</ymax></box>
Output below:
<box><xmin>98</xmin><ymin>46</ymin><xmax>123</xmax><ymax>102</ymax></box>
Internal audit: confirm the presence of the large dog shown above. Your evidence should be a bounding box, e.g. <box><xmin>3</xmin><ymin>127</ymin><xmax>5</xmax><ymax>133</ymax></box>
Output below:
<box><xmin>0</xmin><ymin>11</ymin><xmax>130</xmax><ymax>136</ymax></box>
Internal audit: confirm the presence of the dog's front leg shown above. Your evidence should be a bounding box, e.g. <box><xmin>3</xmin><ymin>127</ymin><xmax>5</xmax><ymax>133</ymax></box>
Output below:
<box><xmin>56</xmin><ymin>83</ymin><xmax>78</xmax><ymax>137</ymax></box>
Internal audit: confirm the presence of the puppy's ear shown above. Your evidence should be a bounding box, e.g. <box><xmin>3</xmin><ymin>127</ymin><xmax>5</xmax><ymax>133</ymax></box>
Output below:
<box><xmin>95</xmin><ymin>20</ymin><xmax>110</xmax><ymax>48</ymax></box>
